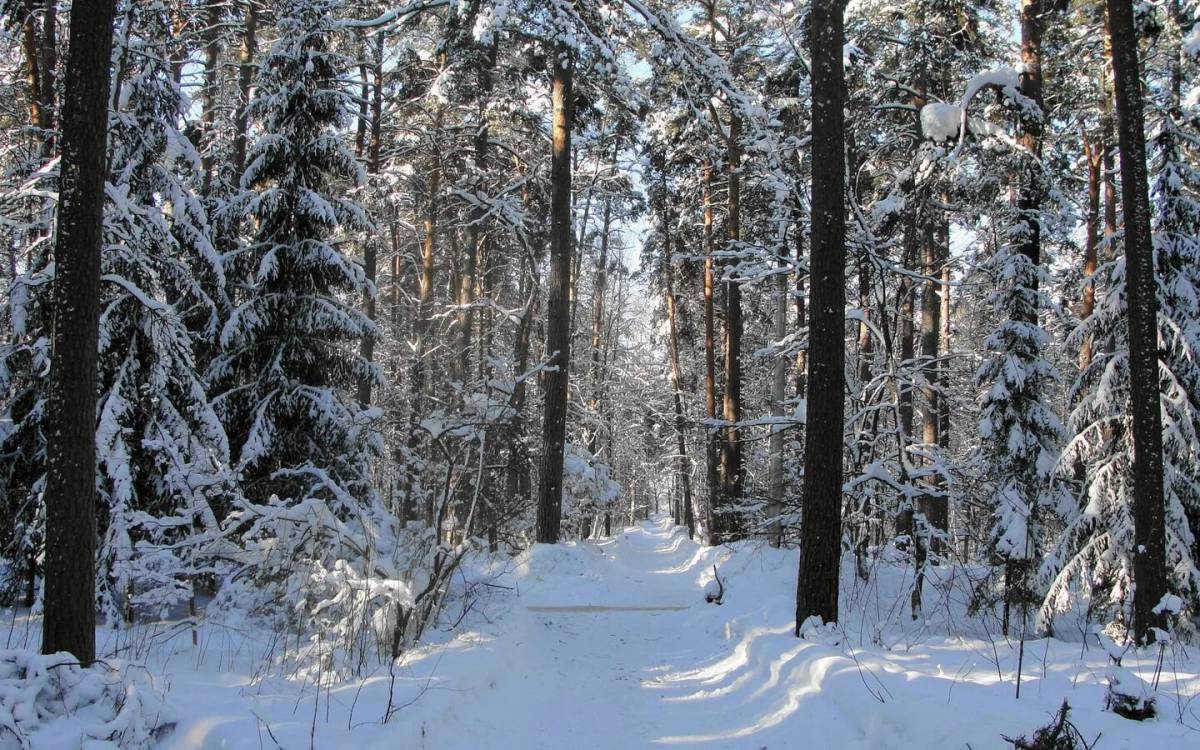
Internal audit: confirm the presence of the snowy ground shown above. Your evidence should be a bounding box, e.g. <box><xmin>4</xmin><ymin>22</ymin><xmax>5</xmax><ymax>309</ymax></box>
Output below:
<box><xmin>8</xmin><ymin>515</ymin><xmax>1200</xmax><ymax>748</ymax></box>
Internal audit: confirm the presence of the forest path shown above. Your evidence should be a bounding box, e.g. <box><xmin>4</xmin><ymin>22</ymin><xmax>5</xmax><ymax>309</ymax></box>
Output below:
<box><xmin>408</xmin><ymin>515</ymin><xmax>868</xmax><ymax>750</ymax></box>
<box><xmin>411</xmin><ymin>515</ymin><xmax>713</xmax><ymax>748</ymax></box>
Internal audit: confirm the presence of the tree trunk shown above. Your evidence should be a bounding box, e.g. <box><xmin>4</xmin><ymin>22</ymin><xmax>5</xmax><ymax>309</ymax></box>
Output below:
<box><xmin>917</xmin><ymin>219</ymin><xmax>946</xmax><ymax>540</ymax></box>
<box><xmin>938</xmin><ymin>260</ymin><xmax>951</xmax><ymax>448</ymax></box>
<box><xmin>664</xmin><ymin>211</ymin><xmax>698</xmax><ymax>540</ymax></box>
<box><xmin>41</xmin><ymin>0</ymin><xmax>117</xmax><ymax>663</ymax></box>
<box><xmin>21</xmin><ymin>0</ymin><xmax>57</xmax><ymax>158</ymax></box>
<box><xmin>796</xmin><ymin>0</ymin><xmax>845</xmax><ymax>631</ymax></box>
<box><xmin>1102</xmin><ymin>13</ymin><xmax>1119</xmax><ymax>259</ymax></box>
<box><xmin>535</xmin><ymin>47</ymin><xmax>574</xmax><ymax>544</ymax></box>
<box><xmin>200</xmin><ymin>0</ymin><xmax>221</xmax><ymax>195</ymax></box>
<box><xmin>356</xmin><ymin>33</ymin><xmax>384</xmax><ymax>407</ymax></box>
<box><xmin>232</xmin><ymin>1</ymin><xmax>256</xmax><ymax>183</ymax></box>
<box><xmin>767</xmin><ymin>250</ymin><xmax>787</xmax><ymax>548</ymax></box>
<box><xmin>702</xmin><ymin>160</ymin><xmax>720</xmax><ymax>545</ymax></box>
<box><xmin>1080</xmin><ymin>138</ymin><xmax>1102</xmax><ymax>370</ymax></box>
<box><xmin>895</xmin><ymin>223</ymin><xmax>917</xmax><ymax>537</ymax></box>
<box><xmin>1106</xmin><ymin>0</ymin><xmax>1169</xmax><ymax>642</ymax></box>
<box><xmin>717</xmin><ymin>115</ymin><xmax>743</xmax><ymax>543</ymax></box>
<box><xmin>588</xmin><ymin>198</ymin><xmax>612</xmax><ymax>454</ymax></box>
<box><xmin>412</xmin><ymin>101</ymin><xmax>444</xmax><ymax>527</ymax></box>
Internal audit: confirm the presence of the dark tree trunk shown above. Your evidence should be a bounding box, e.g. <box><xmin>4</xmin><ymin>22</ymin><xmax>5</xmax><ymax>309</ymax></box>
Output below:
<box><xmin>796</xmin><ymin>0</ymin><xmax>846</xmax><ymax>631</ymax></box>
<box><xmin>41</xmin><ymin>0</ymin><xmax>117</xmax><ymax>663</ymax></box>
<box><xmin>1106</xmin><ymin>0</ymin><xmax>1169</xmax><ymax>642</ymax></box>
<box><xmin>535</xmin><ymin>48</ymin><xmax>574</xmax><ymax>544</ymax></box>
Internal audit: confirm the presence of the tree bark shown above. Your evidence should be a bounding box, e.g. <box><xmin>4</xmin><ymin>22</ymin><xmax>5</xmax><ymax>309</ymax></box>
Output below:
<box><xmin>917</xmin><ymin>220</ymin><xmax>946</xmax><ymax>538</ymax></box>
<box><xmin>588</xmin><ymin>198</ymin><xmax>612</xmax><ymax>455</ymax></box>
<box><xmin>702</xmin><ymin>160</ymin><xmax>719</xmax><ymax>545</ymax></box>
<box><xmin>767</xmin><ymin>249</ymin><xmax>787</xmax><ymax>548</ymax></box>
<box><xmin>535</xmin><ymin>47</ymin><xmax>573</xmax><ymax>544</ymax></box>
<box><xmin>412</xmin><ymin>99</ymin><xmax>444</xmax><ymax>527</ymax></box>
<box><xmin>717</xmin><ymin>114</ymin><xmax>743</xmax><ymax>543</ymax></box>
<box><xmin>1106</xmin><ymin>0</ymin><xmax>1169</xmax><ymax>642</ymax></box>
<box><xmin>796</xmin><ymin>0</ymin><xmax>845</xmax><ymax>631</ymax></box>
<box><xmin>356</xmin><ymin>33</ymin><xmax>384</xmax><ymax>407</ymax></box>
<box><xmin>200</xmin><ymin>0</ymin><xmax>221</xmax><ymax>195</ymax></box>
<box><xmin>21</xmin><ymin>0</ymin><xmax>57</xmax><ymax>158</ymax></box>
<box><xmin>664</xmin><ymin>207</ymin><xmax>698</xmax><ymax>540</ymax></box>
<box><xmin>1080</xmin><ymin>138</ymin><xmax>1102</xmax><ymax>370</ymax></box>
<box><xmin>232</xmin><ymin>0</ymin><xmax>257</xmax><ymax>183</ymax></box>
<box><xmin>41</xmin><ymin>0</ymin><xmax>117</xmax><ymax>663</ymax></box>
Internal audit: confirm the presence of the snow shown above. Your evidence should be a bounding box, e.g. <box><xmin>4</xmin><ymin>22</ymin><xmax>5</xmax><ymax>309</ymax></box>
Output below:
<box><xmin>920</xmin><ymin>102</ymin><xmax>961</xmax><ymax>143</ymax></box>
<box><xmin>5</xmin><ymin>516</ymin><xmax>1198</xmax><ymax>748</ymax></box>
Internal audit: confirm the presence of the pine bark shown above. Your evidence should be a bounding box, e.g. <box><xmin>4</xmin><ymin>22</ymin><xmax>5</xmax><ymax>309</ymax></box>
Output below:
<box><xmin>1080</xmin><ymin>138</ymin><xmax>1101</xmax><ymax>370</ymax></box>
<box><xmin>200</xmin><ymin>0</ymin><xmax>221</xmax><ymax>194</ymax></box>
<box><xmin>702</xmin><ymin>160</ymin><xmax>719</xmax><ymax>544</ymax></box>
<box><xmin>664</xmin><ymin>208</ymin><xmax>698</xmax><ymax>540</ymax></box>
<box><xmin>766</xmin><ymin>250</ymin><xmax>787</xmax><ymax>548</ymax></box>
<box><xmin>41</xmin><ymin>0</ymin><xmax>117</xmax><ymax>663</ymax></box>
<box><xmin>717</xmin><ymin>114</ymin><xmax>743</xmax><ymax>543</ymax></box>
<box><xmin>356</xmin><ymin>33</ymin><xmax>384</xmax><ymax>407</ymax></box>
<box><xmin>1106</xmin><ymin>0</ymin><xmax>1169</xmax><ymax>642</ymax></box>
<box><xmin>796</xmin><ymin>0</ymin><xmax>846</xmax><ymax>630</ymax></box>
<box><xmin>588</xmin><ymin>199</ymin><xmax>612</xmax><ymax>455</ymax></box>
<box><xmin>535</xmin><ymin>48</ymin><xmax>574</xmax><ymax>544</ymax></box>
<box><xmin>232</xmin><ymin>1</ymin><xmax>257</xmax><ymax>182</ymax></box>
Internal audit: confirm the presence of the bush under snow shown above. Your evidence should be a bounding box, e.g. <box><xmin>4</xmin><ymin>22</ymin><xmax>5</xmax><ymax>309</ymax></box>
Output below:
<box><xmin>0</xmin><ymin>650</ymin><xmax>169</xmax><ymax>748</ymax></box>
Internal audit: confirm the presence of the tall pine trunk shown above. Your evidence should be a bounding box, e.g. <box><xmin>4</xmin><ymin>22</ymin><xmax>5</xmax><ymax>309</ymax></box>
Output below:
<box><xmin>356</xmin><ymin>33</ymin><xmax>384</xmax><ymax>407</ymax></box>
<box><xmin>1106</xmin><ymin>0</ymin><xmax>1169</xmax><ymax>642</ymax></box>
<box><xmin>41</xmin><ymin>0</ymin><xmax>117</xmax><ymax>663</ymax></box>
<box><xmin>718</xmin><ymin>115</ymin><xmax>743</xmax><ymax>543</ymax></box>
<box><xmin>535</xmin><ymin>48</ymin><xmax>574</xmax><ymax>544</ymax></box>
<box><xmin>664</xmin><ymin>205</ymin><xmax>698</xmax><ymax>540</ymax></box>
<box><xmin>766</xmin><ymin>249</ymin><xmax>787</xmax><ymax>548</ymax></box>
<box><xmin>796</xmin><ymin>0</ymin><xmax>845</xmax><ymax>631</ymax></box>
<box><xmin>702</xmin><ymin>161</ymin><xmax>719</xmax><ymax>544</ymax></box>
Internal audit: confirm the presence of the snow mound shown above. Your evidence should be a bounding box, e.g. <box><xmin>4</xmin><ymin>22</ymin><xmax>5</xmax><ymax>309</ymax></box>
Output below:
<box><xmin>0</xmin><ymin>650</ymin><xmax>170</xmax><ymax>748</ymax></box>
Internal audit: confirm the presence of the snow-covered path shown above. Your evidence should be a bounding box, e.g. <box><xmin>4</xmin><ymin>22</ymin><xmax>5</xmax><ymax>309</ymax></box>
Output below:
<box><xmin>412</xmin><ymin>516</ymin><xmax>720</xmax><ymax>749</ymax></box>
<box><xmin>160</xmin><ymin>515</ymin><xmax>1200</xmax><ymax>749</ymax></box>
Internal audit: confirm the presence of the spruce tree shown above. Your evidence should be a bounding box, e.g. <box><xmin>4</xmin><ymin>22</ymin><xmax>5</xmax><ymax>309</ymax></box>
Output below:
<box><xmin>95</xmin><ymin>0</ymin><xmax>230</xmax><ymax>620</ymax></box>
<box><xmin>211</xmin><ymin>0</ymin><xmax>380</xmax><ymax>516</ymax></box>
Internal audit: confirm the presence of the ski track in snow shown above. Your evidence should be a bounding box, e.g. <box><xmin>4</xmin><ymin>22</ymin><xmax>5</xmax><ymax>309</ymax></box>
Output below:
<box><xmin>119</xmin><ymin>515</ymin><xmax>1199</xmax><ymax>749</ymax></box>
